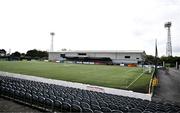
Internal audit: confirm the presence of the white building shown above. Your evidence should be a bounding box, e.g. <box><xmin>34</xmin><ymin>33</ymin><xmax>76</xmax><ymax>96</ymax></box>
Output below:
<box><xmin>48</xmin><ymin>50</ymin><xmax>146</xmax><ymax>65</ymax></box>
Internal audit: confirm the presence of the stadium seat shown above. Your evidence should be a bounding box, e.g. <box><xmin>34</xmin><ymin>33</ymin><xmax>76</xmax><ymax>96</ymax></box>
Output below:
<box><xmin>129</xmin><ymin>108</ymin><xmax>142</xmax><ymax>112</ymax></box>
<box><xmin>45</xmin><ymin>98</ymin><xmax>54</xmax><ymax>111</ymax></box>
<box><xmin>94</xmin><ymin>110</ymin><xmax>103</xmax><ymax>113</ymax></box>
<box><xmin>109</xmin><ymin>104</ymin><xmax>119</xmax><ymax>110</ymax></box>
<box><xmin>111</xmin><ymin>110</ymin><xmax>123</xmax><ymax>113</ymax></box>
<box><xmin>1</xmin><ymin>75</ymin><xmax>180</xmax><ymax>113</ymax></box>
<box><xmin>38</xmin><ymin>96</ymin><xmax>45</xmax><ymax>108</ymax></box>
<box><xmin>101</xmin><ymin>107</ymin><xmax>111</xmax><ymax>112</ymax></box>
<box><xmin>72</xmin><ymin>100</ymin><xmax>81</xmax><ymax>106</ymax></box>
<box><xmin>81</xmin><ymin>102</ymin><xmax>91</xmax><ymax>109</ymax></box>
<box><xmin>64</xmin><ymin>98</ymin><xmax>72</xmax><ymax>104</ymax></box>
<box><xmin>82</xmin><ymin>108</ymin><xmax>93</xmax><ymax>113</ymax></box>
<box><xmin>25</xmin><ymin>92</ymin><xmax>32</xmax><ymax>104</ymax></box>
<box><xmin>54</xmin><ymin>100</ymin><xmax>62</xmax><ymax>112</ymax></box>
<box><xmin>91</xmin><ymin>104</ymin><xmax>101</xmax><ymax>111</ymax></box>
<box><xmin>19</xmin><ymin>91</ymin><xmax>26</xmax><ymax>101</ymax></box>
<box><xmin>99</xmin><ymin>101</ymin><xmax>108</xmax><ymax>107</ymax></box>
<box><xmin>119</xmin><ymin>106</ymin><xmax>129</xmax><ymax>112</ymax></box>
<box><xmin>91</xmin><ymin>100</ymin><xmax>99</xmax><ymax>106</ymax></box>
<box><xmin>62</xmin><ymin>102</ymin><xmax>71</xmax><ymax>112</ymax></box>
<box><xmin>71</xmin><ymin>104</ymin><xmax>82</xmax><ymax>112</ymax></box>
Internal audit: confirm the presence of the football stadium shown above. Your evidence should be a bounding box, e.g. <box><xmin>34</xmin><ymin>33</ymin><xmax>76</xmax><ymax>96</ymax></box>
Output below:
<box><xmin>1</xmin><ymin>53</ymin><xmax>180</xmax><ymax>112</ymax></box>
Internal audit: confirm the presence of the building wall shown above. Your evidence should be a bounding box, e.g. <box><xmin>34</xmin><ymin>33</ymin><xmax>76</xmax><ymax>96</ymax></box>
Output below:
<box><xmin>48</xmin><ymin>52</ymin><xmax>60</xmax><ymax>61</ymax></box>
<box><xmin>48</xmin><ymin>51</ymin><xmax>145</xmax><ymax>64</ymax></box>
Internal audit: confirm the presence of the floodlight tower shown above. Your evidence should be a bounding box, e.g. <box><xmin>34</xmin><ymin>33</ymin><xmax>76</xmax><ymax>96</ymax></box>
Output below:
<box><xmin>164</xmin><ymin>22</ymin><xmax>172</xmax><ymax>56</ymax></box>
<box><xmin>50</xmin><ymin>32</ymin><xmax>55</xmax><ymax>52</ymax></box>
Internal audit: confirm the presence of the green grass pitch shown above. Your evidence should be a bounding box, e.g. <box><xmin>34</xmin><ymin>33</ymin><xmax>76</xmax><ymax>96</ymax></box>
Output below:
<box><xmin>0</xmin><ymin>61</ymin><xmax>152</xmax><ymax>93</ymax></box>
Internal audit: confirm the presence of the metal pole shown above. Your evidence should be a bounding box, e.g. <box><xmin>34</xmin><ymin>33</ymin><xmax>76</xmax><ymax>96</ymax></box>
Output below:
<box><xmin>176</xmin><ymin>62</ymin><xmax>179</xmax><ymax>70</ymax></box>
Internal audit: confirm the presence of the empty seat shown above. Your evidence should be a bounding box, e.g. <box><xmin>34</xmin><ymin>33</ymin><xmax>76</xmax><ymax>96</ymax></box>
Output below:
<box><xmin>99</xmin><ymin>101</ymin><xmax>108</xmax><ymax>107</ymax></box>
<box><xmin>81</xmin><ymin>102</ymin><xmax>91</xmax><ymax>109</ymax></box>
<box><xmin>25</xmin><ymin>92</ymin><xmax>32</xmax><ymax>104</ymax></box>
<box><xmin>38</xmin><ymin>96</ymin><xmax>45</xmax><ymax>108</ymax></box>
<box><xmin>62</xmin><ymin>102</ymin><xmax>71</xmax><ymax>112</ymax></box>
<box><xmin>49</xmin><ymin>95</ymin><xmax>56</xmax><ymax>100</ymax></box>
<box><xmin>45</xmin><ymin>98</ymin><xmax>54</xmax><ymax>111</ymax></box>
<box><xmin>119</xmin><ymin>106</ymin><xmax>129</xmax><ymax>112</ymax></box>
<box><xmin>19</xmin><ymin>91</ymin><xmax>26</xmax><ymax>101</ymax></box>
<box><xmin>32</xmin><ymin>94</ymin><xmax>38</xmax><ymax>106</ymax></box>
<box><xmin>111</xmin><ymin>110</ymin><xmax>123</xmax><ymax>113</ymax></box>
<box><xmin>91</xmin><ymin>100</ymin><xmax>99</xmax><ymax>106</ymax></box>
<box><xmin>82</xmin><ymin>108</ymin><xmax>93</xmax><ymax>113</ymax></box>
<box><xmin>129</xmin><ymin>108</ymin><xmax>142</xmax><ymax>112</ymax></box>
<box><xmin>109</xmin><ymin>104</ymin><xmax>119</xmax><ymax>110</ymax></box>
<box><xmin>91</xmin><ymin>104</ymin><xmax>101</xmax><ymax>111</ymax></box>
<box><xmin>72</xmin><ymin>100</ymin><xmax>80</xmax><ymax>106</ymax></box>
<box><xmin>71</xmin><ymin>104</ymin><xmax>82</xmax><ymax>112</ymax></box>
<box><xmin>54</xmin><ymin>100</ymin><xmax>62</xmax><ymax>112</ymax></box>
<box><xmin>101</xmin><ymin>107</ymin><xmax>111</xmax><ymax>112</ymax></box>
<box><xmin>64</xmin><ymin>98</ymin><xmax>72</xmax><ymax>103</ymax></box>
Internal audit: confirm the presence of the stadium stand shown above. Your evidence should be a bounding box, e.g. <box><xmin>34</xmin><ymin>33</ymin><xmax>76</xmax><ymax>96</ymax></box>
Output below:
<box><xmin>0</xmin><ymin>75</ymin><xmax>180</xmax><ymax>112</ymax></box>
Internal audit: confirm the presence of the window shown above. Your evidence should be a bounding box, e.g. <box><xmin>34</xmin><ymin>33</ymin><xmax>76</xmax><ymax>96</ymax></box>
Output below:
<box><xmin>125</xmin><ymin>56</ymin><xmax>130</xmax><ymax>58</ymax></box>
<box><xmin>78</xmin><ymin>53</ymin><xmax>86</xmax><ymax>55</ymax></box>
<box><xmin>60</xmin><ymin>54</ymin><xmax>65</xmax><ymax>57</ymax></box>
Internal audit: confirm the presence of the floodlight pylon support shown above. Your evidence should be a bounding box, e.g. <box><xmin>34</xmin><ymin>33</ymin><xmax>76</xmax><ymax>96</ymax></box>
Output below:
<box><xmin>164</xmin><ymin>22</ymin><xmax>172</xmax><ymax>56</ymax></box>
<box><xmin>50</xmin><ymin>32</ymin><xmax>55</xmax><ymax>52</ymax></box>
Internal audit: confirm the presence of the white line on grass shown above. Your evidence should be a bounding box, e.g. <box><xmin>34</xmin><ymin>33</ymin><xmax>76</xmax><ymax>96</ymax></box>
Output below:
<box><xmin>126</xmin><ymin>70</ymin><xmax>147</xmax><ymax>89</ymax></box>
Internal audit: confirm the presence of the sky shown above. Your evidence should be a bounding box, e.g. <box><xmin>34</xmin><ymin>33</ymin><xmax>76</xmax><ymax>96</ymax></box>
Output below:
<box><xmin>0</xmin><ymin>0</ymin><xmax>180</xmax><ymax>57</ymax></box>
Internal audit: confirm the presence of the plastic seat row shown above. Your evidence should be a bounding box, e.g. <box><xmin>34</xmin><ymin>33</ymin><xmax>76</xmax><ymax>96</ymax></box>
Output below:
<box><xmin>0</xmin><ymin>75</ymin><xmax>180</xmax><ymax>113</ymax></box>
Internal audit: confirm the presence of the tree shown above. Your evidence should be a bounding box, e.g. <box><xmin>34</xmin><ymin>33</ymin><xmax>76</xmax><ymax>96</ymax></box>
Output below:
<box><xmin>26</xmin><ymin>49</ymin><xmax>48</xmax><ymax>60</ymax></box>
<box><xmin>144</xmin><ymin>55</ymin><xmax>155</xmax><ymax>65</ymax></box>
<box><xmin>26</xmin><ymin>49</ymin><xmax>38</xmax><ymax>58</ymax></box>
<box><xmin>21</xmin><ymin>53</ymin><xmax>26</xmax><ymax>57</ymax></box>
<box><xmin>11</xmin><ymin>51</ymin><xmax>21</xmax><ymax>57</ymax></box>
<box><xmin>0</xmin><ymin>49</ymin><xmax>6</xmax><ymax>56</ymax></box>
<box><xmin>160</xmin><ymin>56</ymin><xmax>180</xmax><ymax>67</ymax></box>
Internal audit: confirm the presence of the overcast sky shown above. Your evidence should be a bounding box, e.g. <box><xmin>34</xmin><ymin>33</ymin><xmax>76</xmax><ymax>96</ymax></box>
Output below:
<box><xmin>0</xmin><ymin>0</ymin><xmax>180</xmax><ymax>56</ymax></box>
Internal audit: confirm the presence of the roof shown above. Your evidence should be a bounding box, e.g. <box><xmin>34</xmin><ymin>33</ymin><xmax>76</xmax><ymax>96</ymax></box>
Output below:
<box><xmin>49</xmin><ymin>50</ymin><xmax>146</xmax><ymax>54</ymax></box>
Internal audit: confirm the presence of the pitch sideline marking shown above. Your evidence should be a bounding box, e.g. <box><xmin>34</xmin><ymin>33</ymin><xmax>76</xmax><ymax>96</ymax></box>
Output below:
<box><xmin>126</xmin><ymin>70</ymin><xmax>147</xmax><ymax>88</ymax></box>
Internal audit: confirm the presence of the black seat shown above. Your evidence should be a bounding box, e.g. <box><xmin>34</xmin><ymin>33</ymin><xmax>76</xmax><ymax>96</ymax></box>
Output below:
<box><xmin>38</xmin><ymin>96</ymin><xmax>45</xmax><ymax>108</ymax></box>
<box><xmin>129</xmin><ymin>108</ymin><xmax>142</xmax><ymax>112</ymax></box>
<box><xmin>25</xmin><ymin>92</ymin><xmax>32</xmax><ymax>104</ymax></box>
<box><xmin>81</xmin><ymin>102</ymin><xmax>90</xmax><ymax>109</ymax></box>
<box><xmin>64</xmin><ymin>98</ymin><xmax>72</xmax><ymax>103</ymax></box>
<box><xmin>72</xmin><ymin>100</ymin><xmax>80</xmax><ymax>105</ymax></box>
<box><xmin>62</xmin><ymin>102</ymin><xmax>71</xmax><ymax>112</ymax></box>
<box><xmin>82</xmin><ymin>108</ymin><xmax>93</xmax><ymax>113</ymax></box>
<box><xmin>49</xmin><ymin>95</ymin><xmax>56</xmax><ymax>100</ymax></box>
<box><xmin>111</xmin><ymin>110</ymin><xmax>123</xmax><ymax>113</ymax></box>
<box><xmin>94</xmin><ymin>110</ymin><xmax>103</xmax><ymax>113</ymax></box>
<box><xmin>9</xmin><ymin>88</ymin><xmax>15</xmax><ymax>98</ymax></box>
<box><xmin>119</xmin><ymin>106</ymin><xmax>129</xmax><ymax>112</ymax></box>
<box><xmin>57</xmin><ymin>96</ymin><xmax>64</xmax><ymax>102</ymax></box>
<box><xmin>82</xmin><ymin>98</ymin><xmax>90</xmax><ymax>104</ymax></box>
<box><xmin>99</xmin><ymin>101</ymin><xmax>108</xmax><ymax>107</ymax></box>
<box><xmin>91</xmin><ymin>104</ymin><xmax>101</xmax><ymax>111</ymax></box>
<box><xmin>109</xmin><ymin>104</ymin><xmax>119</xmax><ymax>110</ymax></box>
<box><xmin>19</xmin><ymin>91</ymin><xmax>25</xmax><ymax>101</ymax></box>
<box><xmin>45</xmin><ymin>98</ymin><xmax>54</xmax><ymax>111</ymax></box>
<box><xmin>71</xmin><ymin>104</ymin><xmax>82</xmax><ymax>112</ymax></box>
<box><xmin>54</xmin><ymin>100</ymin><xmax>62</xmax><ymax>112</ymax></box>
<box><xmin>101</xmin><ymin>107</ymin><xmax>111</xmax><ymax>112</ymax></box>
<box><xmin>91</xmin><ymin>100</ymin><xmax>99</xmax><ymax>106</ymax></box>
<box><xmin>32</xmin><ymin>94</ymin><xmax>38</xmax><ymax>105</ymax></box>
